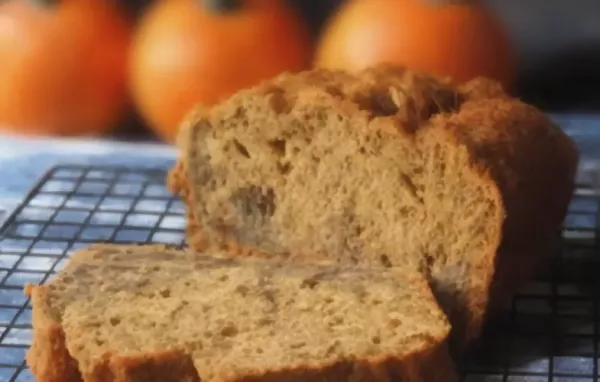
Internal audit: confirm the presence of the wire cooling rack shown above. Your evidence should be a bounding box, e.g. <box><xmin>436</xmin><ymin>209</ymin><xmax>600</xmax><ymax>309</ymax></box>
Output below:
<box><xmin>463</xmin><ymin>182</ymin><xmax>600</xmax><ymax>382</ymax></box>
<box><xmin>0</xmin><ymin>164</ymin><xmax>598</xmax><ymax>381</ymax></box>
<box><xmin>0</xmin><ymin>165</ymin><xmax>185</xmax><ymax>381</ymax></box>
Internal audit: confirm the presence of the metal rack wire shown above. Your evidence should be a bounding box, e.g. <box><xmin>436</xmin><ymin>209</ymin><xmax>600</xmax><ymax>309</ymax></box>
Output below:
<box><xmin>0</xmin><ymin>165</ymin><xmax>185</xmax><ymax>381</ymax></box>
<box><xmin>0</xmin><ymin>164</ymin><xmax>597</xmax><ymax>381</ymax></box>
<box><xmin>462</xmin><ymin>183</ymin><xmax>600</xmax><ymax>381</ymax></box>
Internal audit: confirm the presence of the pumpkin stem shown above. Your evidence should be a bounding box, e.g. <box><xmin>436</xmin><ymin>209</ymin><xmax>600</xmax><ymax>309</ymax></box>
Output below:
<box><xmin>203</xmin><ymin>0</ymin><xmax>242</xmax><ymax>13</ymax></box>
<box><xmin>424</xmin><ymin>0</ymin><xmax>477</xmax><ymax>5</ymax></box>
<box><xmin>27</xmin><ymin>0</ymin><xmax>58</xmax><ymax>6</ymax></box>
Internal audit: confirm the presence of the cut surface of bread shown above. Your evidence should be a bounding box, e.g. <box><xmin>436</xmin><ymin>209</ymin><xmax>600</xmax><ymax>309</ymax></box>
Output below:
<box><xmin>26</xmin><ymin>244</ymin><xmax>456</xmax><ymax>382</ymax></box>
<box><xmin>168</xmin><ymin>65</ymin><xmax>579</xmax><ymax>352</ymax></box>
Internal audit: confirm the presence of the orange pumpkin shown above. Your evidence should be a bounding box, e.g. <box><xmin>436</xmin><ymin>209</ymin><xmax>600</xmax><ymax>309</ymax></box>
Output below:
<box><xmin>129</xmin><ymin>0</ymin><xmax>313</xmax><ymax>143</ymax></box>
<box><xmin>315</xmin><ymin>0</ymin><xmax>515</xmax><ymax>90</ymax></box>
<box><xmin>0</xmin><ymin>0</ymin><xmax>132</xmax><ymax>137</ymax></box>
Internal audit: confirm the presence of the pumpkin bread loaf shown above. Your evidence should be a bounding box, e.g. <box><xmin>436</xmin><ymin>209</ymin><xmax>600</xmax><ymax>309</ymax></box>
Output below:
<box><xmin>26</xmin><ymin>244</ymin><xmax>456</xmax><ymax>382</ymax></box>
<box><xmin>168</xmin><ymin>65</ymin><xmax>579</xmax><ymax>352</ymax></box>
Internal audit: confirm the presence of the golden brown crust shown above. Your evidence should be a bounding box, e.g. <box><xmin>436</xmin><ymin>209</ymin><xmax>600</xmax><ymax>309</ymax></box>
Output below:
<box><xmin>217</xmin><ymin>343</ymin><xmax>456</xmax><ymax>382</ymax></box>
<box><xmin>86</xmin><ymin>350</ymin><xmax>200</xmax><ymax>382</ymax></box>
<box><xmin>25</xmin><ymin>285</ymin><xmax>82</xmax><ymax>382</ymax></box>
<box><xmin>167</xmin><ymin>106</ymin><xmax>213</xmax><ymax>254</ymax></box>
<box><xmin>445</xmin><ymin>96</ymin><xmax>577</xmax><ymax>350</ymax></box>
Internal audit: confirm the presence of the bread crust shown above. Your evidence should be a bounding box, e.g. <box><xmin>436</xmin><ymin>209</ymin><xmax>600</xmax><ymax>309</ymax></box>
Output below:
<box><xmin>443</xmin><ymin>96</ymin><xmax>578</xmax><ymax>347</ymax></box>
<box><xmin>26</xmin><ymin>285</ymin><xmax>82</xmax><ymax>382</ymax></box>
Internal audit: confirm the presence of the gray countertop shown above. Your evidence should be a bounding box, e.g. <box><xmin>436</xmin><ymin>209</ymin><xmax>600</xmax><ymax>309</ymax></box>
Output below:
<box><xmin>0</xmin><ymin>134</ymin><xmax>178</xmax><ymax>225</ymax></box>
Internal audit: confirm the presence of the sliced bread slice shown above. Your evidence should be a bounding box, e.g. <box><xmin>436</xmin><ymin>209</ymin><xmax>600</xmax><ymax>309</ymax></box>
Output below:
<box><xmin>26</xmin><ymin>244</ymin><xmax>456</xmax><ymax>382</ymax></box>
<box><xmin>168</xmin><ymin>65</ymin><xmax>579</xmax><ymax>352</ymax></box>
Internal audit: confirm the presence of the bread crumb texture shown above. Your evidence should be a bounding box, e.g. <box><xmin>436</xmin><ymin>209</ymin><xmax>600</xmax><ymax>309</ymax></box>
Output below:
<box><xmin>26</xmin><ymin>244</ymin><xmax>457</xmax><ymax>382</ymax></box>
<box><xmin>168</xmin><ymin>64</ymin><xmax>579</xmax><ymax>352</ymax></box>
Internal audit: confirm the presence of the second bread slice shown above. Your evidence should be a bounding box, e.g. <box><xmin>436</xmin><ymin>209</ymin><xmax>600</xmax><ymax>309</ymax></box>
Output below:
<box><xmin>26</xmin><ymin>244</ymin><xmax>456</xmax><ymax>382</ymax></box>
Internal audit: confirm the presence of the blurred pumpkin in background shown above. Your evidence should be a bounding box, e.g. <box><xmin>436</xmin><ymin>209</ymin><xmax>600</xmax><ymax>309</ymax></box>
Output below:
<box><xmin>129</xmin><ymin>0</ymin><xmax>312</xmax><ymax>143</ymax></box>
<box><xmin>315</xmin><ymin>0</ymin><xmax>516</xmax><ymax>90</ymax></box>
<box><xmin>0</xmin><ymin>0</ymin><xmax>132</xmax><ymax>137</ymax></box>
